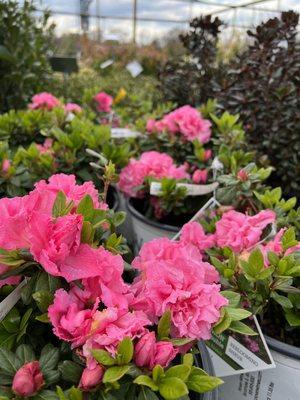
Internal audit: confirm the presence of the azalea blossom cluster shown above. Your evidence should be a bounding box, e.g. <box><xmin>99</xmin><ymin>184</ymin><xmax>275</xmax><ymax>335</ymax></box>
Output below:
<box><xmin>118</xmin><ymin>150</ymin><xmax>189</xmax><ymax>197</ymax></box>
<box><xmin>28</xmin><ymin>92</ymin><xmax>83</xmax><ymax>114</ymax></box>
<box><xmin>0</xmin><ymin>173</ymin><xmax>107</xmax><ymax>287</ymax></box>
<box><xmin>0</xmin><ymin>173</ymin><xmax>228</xmax><ymax>393</ymax></box>
<box><xmin>146</xmin><ymin>105</ymin><xmax>211</xmax><ymax>143</ymax></box>
<box><xmin>47</xmin><ymin>225</ymin><xmax>227</xmax><ymax>388</ymax></box>
<box><xmin>94</xmin><ymin>91</ymin><xmax>113</xmax><ymax>113</ymax></box>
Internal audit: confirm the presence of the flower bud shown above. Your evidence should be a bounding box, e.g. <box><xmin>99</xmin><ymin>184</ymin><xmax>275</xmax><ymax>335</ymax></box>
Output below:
<box><xmin>12</xmin><ymin>361</ymin><xmax>44</xmax><ymax>397</ymax></box>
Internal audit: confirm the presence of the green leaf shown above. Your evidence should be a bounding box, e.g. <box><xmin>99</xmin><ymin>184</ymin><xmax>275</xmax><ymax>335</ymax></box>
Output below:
<box><xmin>183</xmin><ymin>353</ymin><xmax>194</xmax><ymax>367</ymax></box>
<box><xmin>165</xmin><ymin>365</ymin><xmax>191</xmax><ymax>382</ymax></box>
<box><xmin>159</xmin><ymin>377</ymin><xmax>188</xmax><ymax>400</ymax></box>
<box><xmin>220</xmin><ymin>291</ymin><xmax>241</xmax><ymax>308</ymax></box>
<box><xmin>267</xmin><ymin>251</ymin><xmax>279</xmax><ymax>266</ymax></box>
<box><xmin>35</xmin><ymin>313</ymin><xmax>50</xmax><ymax>323</ymax></box>
<box><xmin>32</xmin><ymin>390</ymin><xmax>59</xmax><ymax>400</ymax></box>
<box><xmin>76</xmin><ymin>195</ymin><xmax>94</xmax><ymax>221</ymax></box>
<box><xmin>210</xmin><ymin>257</ymin><xmax>224</xmax><ymax>273</ymax></box>
<box><xmin>285</xmin><ymin>310</ymin><xmax>300</xmax><ymax>327</ymax></box>
<box><xmin>169</xmin><ymin>338</ymin><xmax>194</xmax><ymax>347</ymax></box>
<box><xmin>282</xmin><ymin>228</ymin><xmax>298</xmax><ymax>251</ymax></box>
<box><xmin>39</xmin><ymin>344</ymin><xmax>59</xmax><ymax>372</ymax></box>
<box><xmin>158</xmin><ymin>310</ymin><xmax>171</xmax><ymax>340</ymax></box>
<box><xmin>33</xmin><ymin>291</ymin><xmax>53</xmax><ymax>313</ymax></box>
<box><xmin>213</xmin><ymin>313</ymin><xmax>232</xmax><ymax>334</ymax></box>
<box><xmin>187</xmin><ymin>375</ymin><xmax>223</xmax><ymax>394</ymax></box>
<box><xmin>258</xmin><ymin>267</ymin><xmax>275</xmax><ymax>280</ymax></box>
<box><xmin>1</xmin><ymin>308</ymin><xmax>20</xmax><ymax>333</ymax></box>
<box><xmin>91</xmin><ymin>349</ymin><xmax>116</xmax><ymax>366</ymax></box>
<box><xmin>44</xmin><ymin>370</ymin><xmax>60</xmax><ymax>385</ymax></box>
<box><xmin>16</xmin><ymin>344</ymin><xmax>35</xmax><ymax>364</ymax></box>
<box><xmin>113</xmin><ymin>211</ymin><xmax>126</xmax><ymax>227</ymax></box>
<box><xmin>52</xmin><ymin>191</ymin><xmax>67</xmax><ymax>218</ymax></box>
<box><xmin>117</xmin><ymin>337</ymin><xmax>134</xmax><ymax>365</ymax></box>
<box><xmin>58</xmin><ymin>361</ymin><xmax>83</xmax><ymax>384</ymax></box>
<box><xmin>225</xmin><ymin>307</ymin><xmax>252</xmax><ymax>321</ymax></box>
<box><xmin>229</xmin><ymin>321</ymin><xmax>257</xmax><ymax>336</ymax></box>
<box><xmin>80</xmin><ymin>221</ymin><xmax>94</xmax><ymax>244</ymax></box>
<box><xmin>248</xmin><ymin>248</ymin><xmax>264</xmax><ymax>274</ymax></box>
<box><xmin>0</xmin><ymin>347</ymin><xmax>21</xmax><ymax>375</ymax></box>
<box><xmin>152</xmin><ymin>365</ymin><xmax>164</xmax><ymax>383</ymax></box>
<box><xmin>103</xmin><ymin>365</ymin><xmax>131</xmax><ymax>383</ymax></box>
<box><xmin>134</xmin><ymin>375</ymin><xmax>159</xmax><ymax>391</ymax></box>
<box><xmin>137</xmin><ymin>387</ymin><xmax>160</xmax><ymax>400</ymax></box>
<box><xmin>271</xmin><ymin>292</ymin><xmax>293</xmax><ymax>309</ymax></box>
<box><xmin>20</xmin><ymin>308</ymin><xmax>33</xmax><ymax>331</ymax></box>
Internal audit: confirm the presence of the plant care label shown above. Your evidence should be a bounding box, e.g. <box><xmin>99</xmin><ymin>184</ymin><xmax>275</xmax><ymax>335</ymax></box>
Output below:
<box><xmin>111</xmin><ymin>128</ymin><xmax>141</xmax><ymax>139</ymax></box>
<box><xmin>126</xmin><ymin>60</ymin><xmax>143</xmax><ymax>77</ymax></box>
<box><xmin>0</xmin><ymin>279</ymin><xmax>28</xmax><ymax>321</ymax></box>
<box><xmin>100</xmin><ymin>59</ymin><xmax>114</xmax><ymax>69</ymax></box>
<box><xmin>150</xmin><ymin>181</ymin><xmax>219</xmax><ymax>196</ymax></box>
<box><xmin>218</xmin><ymin>350</ymin><xmax>300</xmax><ymax>400</ymax></box>
<box><xmin>206</xmin><ymin>316</ymin><xmax>275</xmax><ymax>377</ymax></box>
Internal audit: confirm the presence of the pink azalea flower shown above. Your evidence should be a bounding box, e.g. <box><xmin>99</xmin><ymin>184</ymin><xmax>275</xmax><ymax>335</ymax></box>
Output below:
<box><xmin>134</xmin><ymin>331</ymin><xmax>178</xmax><ymax>370</ymax></box>
<box><xmin>160</xmin><ymin>106</ymin><xmax>212</xmax><ymax>143</ymax></box>
<box><xmin>146</xmin><ymin>118</ymin><xmax>156</xmax><ymax>133</ymax></box>
<box><xmin>48</xmin><ymin>288</ymin><xmax>98</xmax><ymax>347</ymax></box>
<box><xmin>28</xmin><ymin>92</ymin><xmax>60</xmax><ymax>111</ymax></box>
<box><xmin>30</xmin><ymin>173</ymin><xmax>105</xmax><ymax>214</ymax></box>
<box><xmin>204</xmin><ymin>149</ymin><xmax>212</xmax><ymax>161</ymax></box>
<box><xmin>29</xmin><ymin>212</ymin><xmax>123</xmax><ymax>281</ymax></box>
<box><xmin>192</xmin><ymin>169</ymin><xmax>208</xmax><ymax>184</ymax></box>
<box><xmin>83</xmin><ymin>308</ymin><xmax>150</xmax><ymax>356</ymax></box>
<box><xmin>64</xmin><ymin>103</ymin><xmax>83</xmax><ymax>114</ymax></box>
<box><xmin>131</xmin><ymin>238</ymin><xmax>226</xmax><ymax>340</ymax></box>
<box><xmin>118</xmin><ymin>151</ymin><xmax>189</xmax><ymax>197</ymax></box>
<box><xmin>36</xmin><ymin>138</ymin><xmax>53</xmax><ymax>155</ymax></box>
<box><xmin>94</xmin><ymin>92</ymin><xmax>113</xmax><ymax>113</ymax></box>
<box><xmin>214</xmin><ymin>210</ymin><xmax>276</xmax><ymax>253</ymax></box>
<box><xmin>180</xmin><ymin>221</ymin><xmax>215</xmax><ymax>251</ymax></box>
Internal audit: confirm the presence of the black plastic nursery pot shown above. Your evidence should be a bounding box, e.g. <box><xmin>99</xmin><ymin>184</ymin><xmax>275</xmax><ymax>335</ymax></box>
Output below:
<box><xmin>107</xmin><ymin>185</ymin><xmax>119</xmax><ymax>212</ymax></box>
<box><xmin>126</xmin><ymin>198</ymin><xmax>180</xmax><ymax>254</ymax></box>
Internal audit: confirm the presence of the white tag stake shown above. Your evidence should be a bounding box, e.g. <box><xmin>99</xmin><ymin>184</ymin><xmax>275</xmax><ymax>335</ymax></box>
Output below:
<box><xmin>111</xmin><ymin>128</ymin><xmax>141</xmax><ymax>139</ymax></box>
<box><xmin>0</xmin><ymin>278</ymin><xmax>28</xmax><ymax>321</ymax></box>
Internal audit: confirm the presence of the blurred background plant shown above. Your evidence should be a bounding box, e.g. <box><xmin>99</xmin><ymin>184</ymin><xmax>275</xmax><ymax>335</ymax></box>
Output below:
<box><xmin>0</xmin><ymin>0</ymin><xmax>55</xmax><ymax>113</ymax></box>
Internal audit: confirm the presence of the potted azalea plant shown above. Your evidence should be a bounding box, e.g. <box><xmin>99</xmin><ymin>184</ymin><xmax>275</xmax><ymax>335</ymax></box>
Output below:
<box><xmin>118</xmin><ymin>150</ymin><xmax>218</xmax><ymax>252</ymax></box>
<box><xmin>173</xmin><ymin>207</ymin><xmax>300</xmax><ymax>399</ymax></box>
<box><xmin>0</xmin><ymin>171</ymin><xmax>253</xmax><ymax>399</ymax></box>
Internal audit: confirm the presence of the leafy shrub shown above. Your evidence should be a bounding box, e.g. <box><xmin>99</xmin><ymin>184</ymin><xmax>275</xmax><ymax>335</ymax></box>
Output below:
<box><xmin>160</xmin><ymin>16</ymin><xmax>225</xmax><ymax>106</ymax></box>
<box><xmin>218</xmin><ymin>11</ymin><xmax>300</xmax><ymax>198</ymax></box>
<box><xmin>0</xmin><ymin>0</ymin><xmax>54</xmax><ymax>112</ymax></box>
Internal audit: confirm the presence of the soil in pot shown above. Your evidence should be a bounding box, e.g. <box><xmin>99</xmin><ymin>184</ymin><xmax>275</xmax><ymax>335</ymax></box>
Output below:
<box><xmin>259</xmin><ymin>304</ymin><xmax>299</xmax><ymax>347</ymax></box>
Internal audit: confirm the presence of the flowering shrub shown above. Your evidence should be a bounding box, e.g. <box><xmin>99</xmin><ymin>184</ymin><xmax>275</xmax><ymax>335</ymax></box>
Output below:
<box><xmin>0</xmin><ymin>172</ymin><xmax>252</xmax><ymax>399</ymax></box>
<box><xmin>28</xmin><ymin>92</ymin><xmax>61</xmax><ymax>111</ymax></box>
<box><xmin>118</xmin><ymin>150</ymin><xmax>208</xmax><ymax>221</ymax></box>
<box><xmin>94</xmin><ymin>91</ymin><xmax>113</xmax><ymax>113</ymax></box>
<box><xmin>179</xmin><ymin>209</ymin><xmax>300</xmax><ymax>346</ymax></box>
<box><xmin>140</xmin><ymin>105</ymin><xmax>213</xmax><ymax>171</ymax></box>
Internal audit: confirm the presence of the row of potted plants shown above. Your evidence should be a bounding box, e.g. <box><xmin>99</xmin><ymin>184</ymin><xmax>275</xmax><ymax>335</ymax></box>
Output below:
<box><xmin>0</xmin><ymin>89</ymin><xmax>299</xmax><ymax>399</ymax></box>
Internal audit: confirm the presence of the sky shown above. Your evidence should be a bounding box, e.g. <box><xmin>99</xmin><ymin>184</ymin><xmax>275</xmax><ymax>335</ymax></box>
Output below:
<box><xmin>20</xmin><ymin>0</ymin><xmax>300</xmax><ymax>43</ymax></box>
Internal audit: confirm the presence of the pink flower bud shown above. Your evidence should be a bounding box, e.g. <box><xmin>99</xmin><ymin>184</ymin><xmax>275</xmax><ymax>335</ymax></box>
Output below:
<box><xmin>79</xmin><ymin>363</ymin><xmax>104</xmax><ymax>390</ymax></box>
<box><xmin>192</xmin><ymin>169</ymin><xmax>208</xmax><ymax>184</ymax></box>
<box><xmin>12</xmin><ymin>361</ymin><xmax>44</xmax><ymax>397</ymax></box>
<box><xmin>134</xmin><ymin>331</ymin><xmax>156</xmax><ymax>367</ymax></box>
<box><xmin>146</xmin><ymin>119</ymin><xmax>156</xmax><ymax>133</ymax></box>
<box><xmin>204</xmin><ymin>149</ymin><xmax>212</xmax><ymax>161</ymax></box>
<box><xmin>152</xmin><ymin>341</ymin><xmax>178</xmax><ymax>368</ymax></box>
<box><xmin>237</xmin><ymin>169</ymin><xmax>249</xmax><ymax>182</ymax></box>
<box><xmin>1</xmin><ymin>159</ymin><xmax>11</xmax><ymax>173</ymax></box>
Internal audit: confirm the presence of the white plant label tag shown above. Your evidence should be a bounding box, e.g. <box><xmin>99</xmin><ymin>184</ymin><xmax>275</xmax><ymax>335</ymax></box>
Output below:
<box><xmin>206</xmin><ymin>316</ymin><xmax>275</xmax><ymax>377</ymax></box>
<box><xmin>111</xmin><ymin>128</ymin><xmax>141</xmax><ymax>139</ymax></box>
<box><xmin>126</xmin><ymin>60</ymin><xmax>143</xmax><ymax>77</ymax></box>
<box><xmin>100</xmin><ymin>59</ymin><xmax>114</xmax><ymax>69</ymax></box>
<box><xmin>0</xmin><ymin>279</ymin><xmax>28</xmax><ymax>321</ymax></box>
<box><xmin>150</xmin><ymin>181</ymin><xmax>219</xmax><ymax>196</ymax></box>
